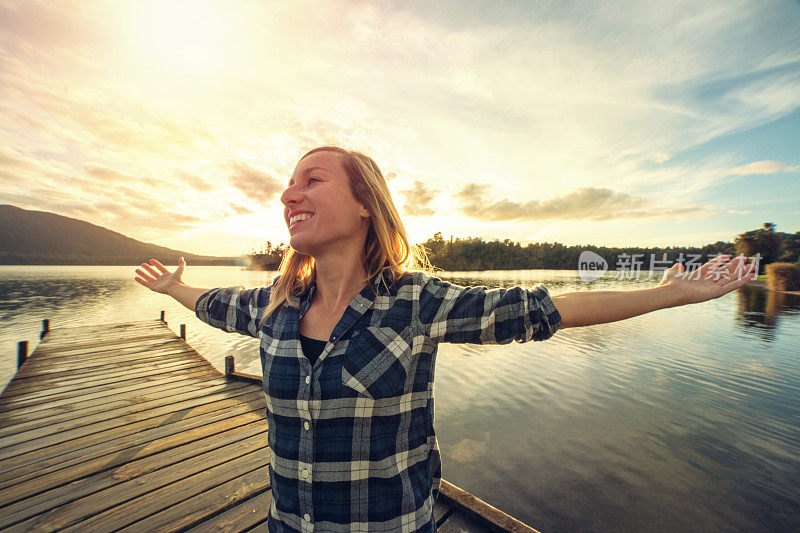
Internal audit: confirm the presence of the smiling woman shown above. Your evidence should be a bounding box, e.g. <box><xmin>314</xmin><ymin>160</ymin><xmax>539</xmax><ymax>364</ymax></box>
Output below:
<box><xmin>134</xmin><ymin>145</ymin><xmax>757</xmax><ymax>532</ymax></box>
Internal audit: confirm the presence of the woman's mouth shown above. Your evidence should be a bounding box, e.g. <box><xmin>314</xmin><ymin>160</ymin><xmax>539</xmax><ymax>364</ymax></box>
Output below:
<box><xmin>289</xmin><ymin>213</ymin><xmax>315</xmax><ymax>229</ymax></box>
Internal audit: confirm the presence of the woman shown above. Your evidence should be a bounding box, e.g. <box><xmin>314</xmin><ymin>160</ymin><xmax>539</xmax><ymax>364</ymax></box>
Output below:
<box><xmin>135</xmin><ymin>146</ymin><xmax>756</xmax><ymax>532</ymax></box>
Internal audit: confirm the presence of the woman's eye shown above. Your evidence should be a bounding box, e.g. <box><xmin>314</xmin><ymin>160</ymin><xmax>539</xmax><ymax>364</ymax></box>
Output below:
<box><xmin>309</xmin><ymin>177</ymin><xmax>321</xmax><ymax>183</ymax></box>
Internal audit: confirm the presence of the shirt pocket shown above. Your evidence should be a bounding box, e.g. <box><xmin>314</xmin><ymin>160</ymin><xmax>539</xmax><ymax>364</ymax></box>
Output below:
<box><xmin>341</xmin><ymin>325</ymin><xmax>413</xmax><ymax>400</ymax></box>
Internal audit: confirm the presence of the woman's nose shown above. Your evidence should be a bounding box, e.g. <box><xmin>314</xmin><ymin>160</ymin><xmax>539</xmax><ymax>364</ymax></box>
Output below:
<box><xmin>280</xmin><ymin>184</ymin><xmax>301</xmax><ymax>206</ymax></box>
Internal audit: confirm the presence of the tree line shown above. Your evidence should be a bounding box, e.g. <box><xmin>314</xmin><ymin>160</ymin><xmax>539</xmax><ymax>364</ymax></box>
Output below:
<box><xmin>249</xmin><ymin>223</ymin><xmax>800</xmax><ymax>275</ymax></box>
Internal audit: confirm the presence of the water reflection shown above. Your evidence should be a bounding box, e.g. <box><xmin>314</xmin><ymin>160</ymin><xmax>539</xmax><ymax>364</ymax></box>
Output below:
<box><xmin>0</xmin><ymin>277</ymin><xmax>129</xmax><ymax>320</ymax></box>
<box><xmin>735</xmin><ymin>284</ymin><xmax>800</xmax><ymax>340</ymax></box>
<box><xmin>1</xmin><ymin>266</ymin><xmax>799</xmax><ymax>531</ymax></box>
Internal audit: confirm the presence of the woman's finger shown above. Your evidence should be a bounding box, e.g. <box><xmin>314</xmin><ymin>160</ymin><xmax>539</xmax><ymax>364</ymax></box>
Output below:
<box><xmin>708</xmin><ymin>256</ymin><xmax>747</xmax><ymax>281</ymax></box>
<box><xmin>135</xmin><ymin>269</ymin><xmax>156</xmax><ymax>283</ymax></box>
<box><xmin>719</xmin><ymin>263</ymin><xmax>756</xmax><ymax>292</ymax></box>
<box><xmin>149</xmin><ymin>258</ymin><xmax>170</xmax><ymax>275</ymax></box>
<box><xmin>697</xmin><ymin>254</ymin><xmax>730</xmax><ymax>278</ymax></box>
<box><xmin>141</xmin><ymin>263</ymin><xmax>161</xmax><ymax>278</ymax></box>
<box><xmin>134</xmin><ymin>276</ymin><xmax>151</xmax><ymax>286</ymax></box>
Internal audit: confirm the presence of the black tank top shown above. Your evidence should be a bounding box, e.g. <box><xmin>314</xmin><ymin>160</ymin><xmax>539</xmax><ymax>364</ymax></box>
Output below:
<box><xmin>298</xmin><ymin>333</ymin><xmax>327</xmax><ymax>367</ymax></box>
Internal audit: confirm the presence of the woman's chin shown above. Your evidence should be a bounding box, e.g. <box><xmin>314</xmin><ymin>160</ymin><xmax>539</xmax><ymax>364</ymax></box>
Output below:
<box><xmin>288</xmin><ymin>238</ymin><xmax>315</xmax><ymax>257</ymax></box>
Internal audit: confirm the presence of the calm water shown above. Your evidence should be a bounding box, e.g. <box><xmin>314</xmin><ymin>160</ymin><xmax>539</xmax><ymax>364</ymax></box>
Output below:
<box><xmin>1</xmin><ymin>265</ymin><xmax>799</xmax><ymax>531</ymax></box>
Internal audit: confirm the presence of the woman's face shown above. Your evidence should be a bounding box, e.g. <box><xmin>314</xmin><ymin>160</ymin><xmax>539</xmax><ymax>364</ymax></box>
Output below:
<box><xmin>280</xmin><ymin>150</ymin><xmax>371</xmax><ymax>257</ymax></box>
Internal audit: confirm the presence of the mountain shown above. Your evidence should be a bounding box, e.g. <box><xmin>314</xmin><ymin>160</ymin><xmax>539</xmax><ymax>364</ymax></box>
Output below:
<box><xmin>0</xmin><ymin>205</ymin><xmax>243</xmax><ymax>266</ymax></box>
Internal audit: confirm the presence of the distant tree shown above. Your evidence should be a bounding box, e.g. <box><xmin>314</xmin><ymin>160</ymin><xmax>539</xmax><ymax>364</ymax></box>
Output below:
<box><xmin>778</xmin><ymin>232</ymin><xmax>800</xmax><ymax>263</ymax></box>
<box><xmin>735</xmin><ymin>222</ymin><xmax>783</xmax><ymax>274</ymax></box>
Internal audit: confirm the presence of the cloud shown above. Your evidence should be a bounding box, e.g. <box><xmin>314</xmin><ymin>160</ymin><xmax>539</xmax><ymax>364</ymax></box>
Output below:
<box><xmin>228</xmin><ymin>202</ymin><xmax>254</xmax><ymax>215</ymax></box>
<box><xmin>229</xmin><ymin>162</ymin><xmax>284</xmax><ymax>204</ymax></box>
<box><xmin>0</xmin><ymin>44</ymin><xmax>215</xmax><ymax>161</ymax></box>
<box><xmin>0</xmin><ymin>145</ymin><xmax>72</xmax><ymax>178</ymax></box>
<box><xmin>176</xmin><ymin>171</ymin><xmax>216</xmax><ymax>192</ymax></box>
<box><xmin>399</xmin><ymin>180</ymin><xmax>439</xmax><ymax>216</ymax></box>
<box><xmin>84</xmin><ymin>162</ymin><xmax>171</xmax><ymax>188</ymax></box>
<box><xmin>0</xmin><ymin>187</ymin><xmax>203</xmax><ymax>234</ymax></box>
<box><xmin>723</xmin><ymin>160</ymin><xmax>800</xmax><ymax>176</ymax></box>
<box><xmin>0</xmin><ymin>145</ymin><xmax>35</xmax><ymax>171</ymax></box>
<box><xmin>456</xmin><ymin>183</ymin><xmax>703</xmax><ymax>222</ymax></box>
<box><xmin>653</xmin><ymin>151</ymin><xmax>672</xmax><ymax>164</ymax></box>
<box><xmin>90</xmin><ymin>198</ymin><xmax>206</xmax><ymax>229</ymax></box>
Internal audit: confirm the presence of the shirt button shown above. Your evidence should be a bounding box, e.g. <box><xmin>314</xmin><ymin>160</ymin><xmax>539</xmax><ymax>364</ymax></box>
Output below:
<box><xmin>304</xmin><ymin>513</ymin><xmax>311</xmax><ymax>522</ymax></box>
<box><xmin>305</xmin><ymin>375</ymin><xmax>310</xmax><ymax>384</ymax></box>
<box><xmin>331</xmin><ymin>335</ymin><xmax>337</xmax><ymax>341</ymax></box>
<box><xmin>304</xmin><ymin>421</ymin><xmax>310</xmax><ymax>430</ymax></box>
<box><xmin>301</xmin><ymin>469</ymin><xmax>309</xmax><ymax>479</ymax></box>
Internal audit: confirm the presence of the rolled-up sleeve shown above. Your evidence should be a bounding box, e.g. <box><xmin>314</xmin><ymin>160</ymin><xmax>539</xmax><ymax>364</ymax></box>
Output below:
<box><xmin>194</xmin><ymin>285</ymin><xmax>271</xmax><ymax>338</ymax></box>
<box><xmin>416</xmin><ymin>272</ymin><xmax>562</xmax><ymax>344</ymax></box>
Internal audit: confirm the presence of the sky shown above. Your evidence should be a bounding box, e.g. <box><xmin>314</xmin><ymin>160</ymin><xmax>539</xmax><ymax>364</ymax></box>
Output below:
<box><xmin>1</xmin><ymin>0</ymin><xmax>799</xmax><ymax>258</ymax></box>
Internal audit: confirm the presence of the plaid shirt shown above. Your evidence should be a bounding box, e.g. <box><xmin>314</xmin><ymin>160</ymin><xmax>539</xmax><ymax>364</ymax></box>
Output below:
<box><xmin>195</xmin><ymin>266</ymin><xmax>562</xmax><ymax>532</ymax></box>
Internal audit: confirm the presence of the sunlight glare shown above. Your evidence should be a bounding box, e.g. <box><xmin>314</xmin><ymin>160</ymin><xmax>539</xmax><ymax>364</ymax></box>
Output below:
<box><xmin>130</xmin><ymin>0</ymin><xmax>236</xmax><ymax>75</ymax></box>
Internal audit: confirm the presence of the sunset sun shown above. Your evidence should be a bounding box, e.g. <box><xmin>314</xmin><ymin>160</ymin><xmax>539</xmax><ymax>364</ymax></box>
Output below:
<box><xmin>128</xmin><ymin>0</ymin><xmax>235</xmax><ymax>74</ymax></box>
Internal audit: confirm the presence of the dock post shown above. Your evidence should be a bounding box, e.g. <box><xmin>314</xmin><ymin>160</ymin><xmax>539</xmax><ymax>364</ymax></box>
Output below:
<box><xmin>40</xmin><ymin>319</ymin><xmax>50</xmax><ymax>339</ymax></box>
<box><xmin>160</xmin><ymin>310</ymin><xmax>165</xmax><ymax>322</ymax></box>
<box><xmin>225</xmin><ymin>355</ymin><xmax>235</xmax><ymax>376</ymax></box>
<box><xmin>18</xmin><ymin>341</ymin><xmax>28</xmax><ymax>368</ymax></box>
<box><xmin>180</xmin><ymin>324</ymin><xmax>186</xmax><ymax>339</ymax></box>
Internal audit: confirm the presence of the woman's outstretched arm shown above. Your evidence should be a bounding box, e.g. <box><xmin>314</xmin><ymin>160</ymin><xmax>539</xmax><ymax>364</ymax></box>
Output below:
<box><xmin>552</xmin><ymin>254</ymin><xmax>757</xmax><ymax>328</ymax></box>
<box><xmin>134</xmin><ymin>257</ymin><xmax>210</xmax><ymax>311</ymax></box>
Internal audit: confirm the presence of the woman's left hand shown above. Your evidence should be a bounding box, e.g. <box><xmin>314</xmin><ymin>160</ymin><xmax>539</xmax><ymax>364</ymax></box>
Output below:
<box><xmin>658</xmin><ymin>254</ymin><xmax>757</xmax><ymax>306</ymax></box>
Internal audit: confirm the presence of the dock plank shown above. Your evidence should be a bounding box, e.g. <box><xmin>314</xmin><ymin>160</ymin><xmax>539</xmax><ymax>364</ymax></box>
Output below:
<box><xmin>28</xmin><ymin>331</ymin><xmax>180</xmax><ymax>357</ymax></box>
<box><xmin>0</xmin><ymin>373</ymin><xmax>248</xmax><ymax>434</ymax></box>
<box><xmin>438</xmin><ymin>510</ymin><xmax>492</xmax><ymax>532</ymax></box>
<box><xmin>116</xmin><ymin>468</ymin><xmax>270</xmax><ymax>532</ymax></box>
<box><xmin>183</xmin><ymin>490</ymin><xmax>272</xmax><ymax>532</ymax></box>
<box><xmin>2</xmin><ymin>433</ymin><xmax>269</xmax><ymax>531</ymax></box>
<box><xmin>10</xmin><ymin>345</ymin><xmax>199</xmax><ymax>380</ymax></box>
<box><xmin>243</xmin><ymin>521</ymin><xmax>270</xmax><ymax>532</ymax></box>
<box><xmin>0</xmin><ymin>412</ymin><xmax>267</xmax><ymax>507</ymax></box>
<box><xmin>0</xmin><ymin>391</ymin><xmax>266</xmax><ymax>484</ymax></box>
<box><xmin>0</xmin><ymin>365</ymin><xmax>221</xmax><ymax>411</ymax></box>
<box><xmin>0</xmin><ymin>357</ymin><xmax>213</xmax><ymax>398</ymax></box>
<box><xmin>2</xmin><ymin>350</ymin><xmax>203</xmax><ymax>396</ymax></box>
<box><xmin>0</xmin><ymin>380</ymin><xmax>254</xmax><ymax>448</ymax></box>
<box><xmin>435</xmin><ymin>498</ymin><xmax>454</xmax><ymax>525</ymax></box>
<box><xmin>0</xmin><ymin>383</ymin><xmax>259</xmax><ymax>460</ymax></box>
<box><xmin>57</xmin><ymin>450</ymin><xmax>268</xmax><ymax>532</ymax></box>
<box><xmin>0</xmin><ymin>367</ymin><xmax>224</xmax><ymax>416</ymax></box>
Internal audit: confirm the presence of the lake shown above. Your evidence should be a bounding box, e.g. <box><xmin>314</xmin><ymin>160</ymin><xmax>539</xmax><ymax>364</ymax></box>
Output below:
<box><xmin>1</xmin><ymin>265</ymin><xmax>799</xmax><ymax>531</ymax></box>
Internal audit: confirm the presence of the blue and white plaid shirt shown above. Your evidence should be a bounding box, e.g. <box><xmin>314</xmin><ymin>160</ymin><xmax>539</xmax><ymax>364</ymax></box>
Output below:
<box><xmin>195</xmin><ymin>266</ymin><xmax>562</xmax><ymax>532</ymax></box>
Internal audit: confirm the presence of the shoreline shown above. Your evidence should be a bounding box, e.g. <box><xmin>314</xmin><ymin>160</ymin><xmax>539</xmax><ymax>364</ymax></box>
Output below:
<box><xmin>747</xmin><ymin>279</ymin><xmax>800</xmax><ymax>295</ymax></box>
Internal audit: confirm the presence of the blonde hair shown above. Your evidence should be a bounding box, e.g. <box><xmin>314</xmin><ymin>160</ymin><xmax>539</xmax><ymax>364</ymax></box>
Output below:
<box><xmin>260</xmin><ymin>146</ymin><xmax>434</xmax><ymax>325</ymax></box>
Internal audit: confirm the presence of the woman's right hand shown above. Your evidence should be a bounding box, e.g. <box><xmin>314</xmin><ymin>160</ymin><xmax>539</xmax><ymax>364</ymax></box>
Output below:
<box><xmin>135</xmin><ymin>257</ymin><xmax>186</xmax><ymax>294</ymax></box>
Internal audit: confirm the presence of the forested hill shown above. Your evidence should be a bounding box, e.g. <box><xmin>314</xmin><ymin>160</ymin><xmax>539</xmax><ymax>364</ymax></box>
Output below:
<box><xmin>248</xmin><ymin>225</ymin><xmax>800</xmax><ymax>274</ymax></box>
<box><xmin>0</xmin><ymin>205</ymin><xmax>241</xmax><ymax>266</ymax></box>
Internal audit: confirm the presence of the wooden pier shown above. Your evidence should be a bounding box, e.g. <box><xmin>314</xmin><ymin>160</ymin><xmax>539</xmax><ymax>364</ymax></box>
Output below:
<box><xmin>1</xmin><ymin>317</ymin><xmax>539</xmax><ymax>532</ymax></box>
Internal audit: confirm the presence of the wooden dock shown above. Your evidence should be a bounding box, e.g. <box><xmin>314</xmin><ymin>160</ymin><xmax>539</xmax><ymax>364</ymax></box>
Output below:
<box><xmin>1</xmin><ymin>318</ymin><xmax>539</xmax><ymax>532</ymax></box>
